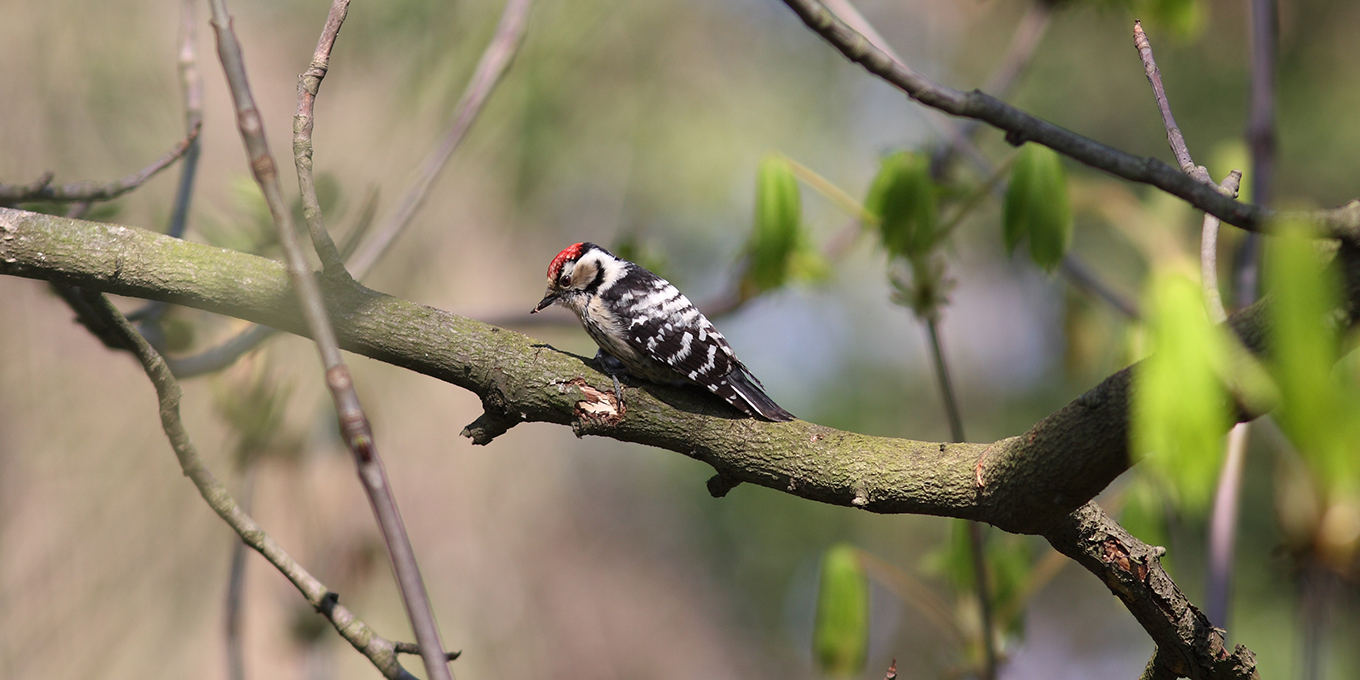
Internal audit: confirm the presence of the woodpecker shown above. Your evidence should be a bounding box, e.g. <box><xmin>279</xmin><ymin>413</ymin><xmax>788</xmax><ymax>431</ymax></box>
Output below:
<box><xmin>532</xmin><ymin>242</ymin><xmax>794</xmax><ymax>422</ymax></box>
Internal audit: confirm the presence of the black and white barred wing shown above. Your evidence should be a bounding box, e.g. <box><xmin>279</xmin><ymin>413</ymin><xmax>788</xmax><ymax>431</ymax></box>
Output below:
<box><xmin>607</xmin><ymin>266</ymin><xmax>794</xmax><ymax>421</ymax></box>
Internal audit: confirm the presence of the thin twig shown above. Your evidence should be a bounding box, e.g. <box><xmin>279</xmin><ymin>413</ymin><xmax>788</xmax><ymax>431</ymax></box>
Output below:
<box><xmin>171</xmin><ymin>0</ymin><xmax>205</xmax><ymax>240</ymax></box>
<box><xmin>1201</xmin><ymin>171</ymin><xmax>1243</xmax><ymax>324</ymax></box>
<box><xmin>981</xmin><ymin>1</ymin><xmax>1052</xmax><ymax>101</ymax></box>
<box><xmin>168</xmin><ymin>324</ymin><xmax>279</xmax><ymax>378</ymax></box>
<box><xmin>225</xmin><ymin>465</ymin><xmax>256</xmax><ymax>680</ymax></box>
<box><xmin>294</xmin><ymin>0</ymin><xmax>353</xmax><ymax>276</ymax></box>
<box><xmin>393</xmin><ymin>642</ymin><xmax>462</xmax><ymax>661</ymax></box>
<box><xmin>130</xmin><ymin>0</ymin><xmax>205</xmax><ymax>326</ymax></box>
<box><xmin>1133</xmin><ymin>21</ymin><xmax>1210</xmax><ymax>184</ymax></box>
<box><xmin>1206</xmin><ymin>0</ymin><xmax>1279</xmax><ymax>637</ymax></box>
<box><xmin>204</xmin><ymin>3</ymin><xmax>454</xmax><ymax>679</ymax></box>
<box><xmin>0</xmin><ymin>125</ymin><xmax>201</xmax><ymax>205</ymax></box>
<box><xmin>1234</xmin><ymin>0</ymin><xmax>1278</xmax><ymax>309</ymax></box>
<box><xmin>923</xmin><ymin>317</ymin><xmax>997</xmax><ymax>680</ymax></box>
<box><xmin>348</xmin><ymin>0</ymin><xmax>533</xmax><ymax>278</ymax></box>
<box><xmin>820</xmin><ymin>0</ymin><xmax>993</xmax><ymax>177</ymax></box>
<box><xmin>1205</xmin><ymin>421</ymin><xmax>1250</xmax><ymax>629</ymax></box>
<box><xmin>777</xmin><ymin>0</ymin><xmax>1360</xmax><ymax>238</ymax></box>
<box><xmin>854</xmin><ymin>549</ymin><xmax>966</xmax><ymax>644</ymax></box>
<box><xmin>80</xmin><ymin>291</ymin><xmax>420</xmax><ymax>680</ymax></box>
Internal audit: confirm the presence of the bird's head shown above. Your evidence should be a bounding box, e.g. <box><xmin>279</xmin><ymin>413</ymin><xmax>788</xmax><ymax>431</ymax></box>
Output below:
<box><xmin>532</xmin><ymin>242</ymin><xmax>618</xmax><ymax>314</ymax></box>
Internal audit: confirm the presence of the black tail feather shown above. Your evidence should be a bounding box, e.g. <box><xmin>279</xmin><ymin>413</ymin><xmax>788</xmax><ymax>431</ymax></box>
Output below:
<box><xmin>719</xmin><ymin>367</ymin><xmax>795</xmax><ymax>422</ymax></box>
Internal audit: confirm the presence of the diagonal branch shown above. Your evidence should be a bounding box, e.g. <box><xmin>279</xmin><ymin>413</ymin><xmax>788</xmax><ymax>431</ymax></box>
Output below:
<box><xmin>1046</xmin><ymin>503</ymin><xmax>1258</xmax><ymax>680</ymax></box>
<box><xmin>347</xmin><ymin>0</ymin><xmax>533</xmax><ymax>278</ymax></box>
<box><xmin>294</xmin><ymin>0</ymin><xmax>353</xmax><ymax>276</ymax></box>
<box><xmin>204</xmin><ymin>2</ymin><xmax>454</xmax><ymax>678</ymax></box>
<box><xmin>1133</xmin><ymin>21</ymin><xmax>1211</xmax><ymax>185</ymax></box>
<box><xmin>777</xmin><ymin>0</ymin><xmax>1360</xmax><ymax>239</ymax></box>
<box><xmin>80</xmin><ymin>290</ymin><xmax>424</xmax><ymax>680</ymax></box>
<box><xmin>0</xmin><ymin>123</ymin><xmax>202</xmax><ymax>206</ymax></box>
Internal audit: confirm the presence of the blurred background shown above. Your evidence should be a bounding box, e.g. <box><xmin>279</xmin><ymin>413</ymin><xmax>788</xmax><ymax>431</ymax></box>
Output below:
<box><xmin>2</xmin><ymin>0</ymin><xmax>1359</xmax><ymax>678</ymax></box>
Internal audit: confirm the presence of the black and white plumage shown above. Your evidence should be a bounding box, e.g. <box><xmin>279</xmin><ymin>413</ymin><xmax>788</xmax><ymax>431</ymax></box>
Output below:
<box><xmin>532</xmin><ymin>242</ymin><xmax>794</xmax><ymax>422</ymax></box>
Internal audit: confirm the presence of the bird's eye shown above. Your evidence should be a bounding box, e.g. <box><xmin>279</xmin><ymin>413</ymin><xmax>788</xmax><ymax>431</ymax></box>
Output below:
<box><xmin>558</xmin><ymin>274</ymin><xmax>571</xmax><ymax>287</ymax></box>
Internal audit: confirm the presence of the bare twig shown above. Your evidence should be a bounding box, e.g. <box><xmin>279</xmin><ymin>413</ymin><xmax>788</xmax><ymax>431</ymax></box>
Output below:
<box><xmin>204</xmin><ymin>2</ymin><xmax>454</xmax><ymax>679</ymax></box>
<box><xmin>777</xmin><ymin>0</ymin><xmax>1360</xmax><ymax>238</ymax></box>
<box><xmin>0</xmin><ymin>125</ymin><xmax>201</xmax><ymax>205</ymax></box>
<box><xmin>80</xmin><ymin>291</ymin><xmax>420</xmax><ymax>680</ymax></box>
<box><xmin>224</xmin><ymin>466</ymin><xmax>256</xmax><ymax>680</ymax></box>
<box><xmin>981</xmin><ymin>1</ymin><xmax>1052</xmax><ymax>102</ymax></box>
<box><xmin>1201</xmin><ymin>171</ymin><xmax>1244</xmax><ymax>324</ymax></box>
<box><xmin>854</xmin><ymin>549</ymin><xmax>965</xmax><ymax>644</ymax></box>
<box><xmin>171</xmin><ymin>0</ymin><xmax>205</xmax><ymax>240</ymax></box>
<box><xmin>1205</xmin><ymin>422</ymin><xmax>1250</xmax><ymax>629</ymax></box>
<box><xmin>1133</xmin><ymin>21</ymin><xmax>1211</xmax><ymax>184</ymax></box>
<box><xmin>922</xmin><ymin>317</ymin><xmax>997</xmax><ymax>680</ymax></box>
<box><xmin>348</xmin><ymin>0</ymin><xmax>533</xmax><ymax>278</ymax></box>
<box><xmin>168</xmin><ymin>324</ymin><xmax>279</xmax><ymax>378</ymax></box>
<box><xmin>1059</xmin><ymin>256</ymin><xmax>1140</xmax><ymax>320</ymax></box>
<box><xmin>393</xmin><ymin>642</ymin><xmax>462</xmax><ymax>661</ymax></box>
<box><xmin>1234</xmin><ymin>0</ymin><xmax>1279</xmax><ymax>308</ymax></box>
<box><xmin>1206</xmin><ymin>0</ymin><xmax>1279</xmax><ymax>638</ymax></box>
<box><xmin>820</xmin><ymin>0</ymin><xmax>993</xmax><ymax>176</ymax></box>
<box><xmin>294</xmin><ymin>0</ymin><xmax>353</xmax><ymax>276</ymax></box>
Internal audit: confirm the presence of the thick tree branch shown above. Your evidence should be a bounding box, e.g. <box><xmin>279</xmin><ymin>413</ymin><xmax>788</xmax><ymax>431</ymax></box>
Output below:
<box><xmin>10</xmin><ymin>209</ymin><xmax>1355</xmax><ymax>537</ymax></box>
<box><xmin>777</xmin><ymin>0</ymin><xmax>1360</xmax><ymax>239</ymax></box>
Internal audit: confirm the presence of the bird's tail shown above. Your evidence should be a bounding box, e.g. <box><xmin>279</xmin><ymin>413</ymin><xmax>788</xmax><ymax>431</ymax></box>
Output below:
<box><xmin>720</xmin><ymin>365</ymin><xmax>795</xmax><ymax>422</ymax></box>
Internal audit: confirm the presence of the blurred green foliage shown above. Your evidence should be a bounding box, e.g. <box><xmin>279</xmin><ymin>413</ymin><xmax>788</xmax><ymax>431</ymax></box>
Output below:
<box><xmin>864</xmin><ymin>151</ymin><xmax>939</xmax><ymax>262</ymax></box>
<box><xmin>1133</xmin><ymin>270</ymin><xmax>1230</xmax><ymax>513</ymax></box>
<box><xmin>1003</xmin><ymin>144</ymin><xmax>1072</xmax><ymax>272</ymax></box>
<box><xmin>1266</xmin><ymin>224</ymin><xmax>1360</xmax><ymax>500</ymax></box>
<box><xmin>813</xmin><ymin>544</ymin><xmax>869</xmax><ymax>678</ymax></box>
<box><xmin>747</xmin><ymin>154</ymin><xmax>803</xmax><ymax>291</ymax></box>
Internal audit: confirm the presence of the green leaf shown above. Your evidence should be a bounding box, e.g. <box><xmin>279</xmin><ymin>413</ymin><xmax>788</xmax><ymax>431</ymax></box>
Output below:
<box><xmin>1266</xmin><ymin>223</ymin><xmax>1358</xmax><ymax>497</ymax></box>
<box><xmin>814</xmin><ymin>544</ymin><xmax>869</xmax><ymax>679</ymax></box>
<box><xmin>747</xmin><ymin>154</ymin><xmax>802</xmax><ymax>291</ymax></box>
<box><xmin>1132</xmin><ymin>270</ymin><xmax>1230</xmax><ymax>512</ymax></box>
<box><xmin>864</xmin><ymin>151</ymin><xmax>937</xmax><ymax>260</ymax></box>
<box><xmin>1003</xmin><ymin>144</ymin><xmax>1072</xmax><ymax>271</ymax></box>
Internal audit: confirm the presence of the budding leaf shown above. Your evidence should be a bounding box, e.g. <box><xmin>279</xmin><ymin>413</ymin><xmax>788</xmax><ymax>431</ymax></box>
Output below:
<box><xmin>1132</xmin><ymin>271</ymin><xmax>1229</xmax><ymax>512</ymax></box>
<box><xmin>813</xmin><ymin>544</ymin><xmax>869</xmax><ymax>679</ymax></box>
<box><xmin>865</xmin><ymin>151</ymin><xmax>937</xmax><ymax>260</ymax></box>
<box><xmin>748</xmin><ymin>154</ymin><xmax>802</xmax><ymax>291</ymax></box>
<box><xmin>1003</xmin><ymin>144</ymin><xmax>1072</xmax><ymax>271</ymax></box>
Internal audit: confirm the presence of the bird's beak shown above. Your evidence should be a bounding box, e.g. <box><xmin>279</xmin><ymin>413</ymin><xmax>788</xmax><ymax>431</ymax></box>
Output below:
<box><xmin>531</xmin><ymin>290</ymin><xmax>559</xmax><ymax>314</ymax></box>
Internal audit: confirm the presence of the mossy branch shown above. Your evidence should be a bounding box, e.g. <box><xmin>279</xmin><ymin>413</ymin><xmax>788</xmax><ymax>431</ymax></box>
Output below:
<box><xmin>0</xmin><ymin>207</ymin><xmax>1309</xmax><ymax>678</ymax></box>
<box><xmin>0</xmin><ymin>206</ymin><xmax>1315</xmax><ymax>535</ymax></box>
